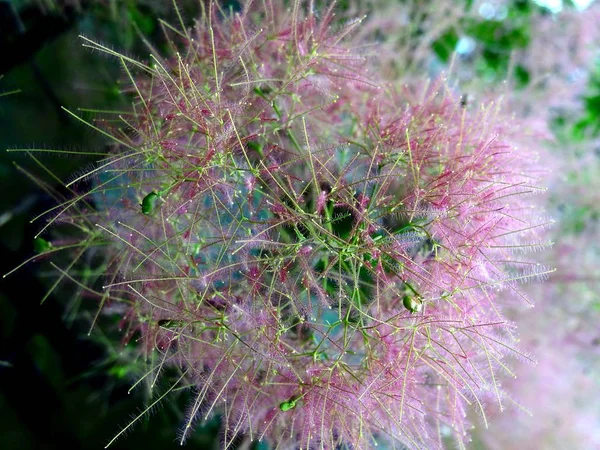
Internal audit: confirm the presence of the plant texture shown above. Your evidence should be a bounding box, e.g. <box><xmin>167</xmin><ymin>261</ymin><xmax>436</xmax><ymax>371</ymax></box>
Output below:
<box><xmin>8</xmin><ymin>1</ymin><xmax>553</xmax><ymax>449</ymax></box>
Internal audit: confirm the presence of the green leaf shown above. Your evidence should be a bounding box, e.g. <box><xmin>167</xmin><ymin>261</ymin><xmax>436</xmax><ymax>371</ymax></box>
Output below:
<box><xmin>27</xmin><ymin>335</ymin><xmax>64</xmax><ymax>393</ymax></box>
<box><xmin>514</xmin><ymin>64</ymin><xmax>530</xmax><ymax>88</ymax></box>
<box><xmin>432</xmin><ymin>29</ymin><xmax>459</xmax><ymax>62</ymax></box>
<box><xmin>128</xmin><ymin>6</ymin><xmax>156</xmax><ymax>35</ymax></box>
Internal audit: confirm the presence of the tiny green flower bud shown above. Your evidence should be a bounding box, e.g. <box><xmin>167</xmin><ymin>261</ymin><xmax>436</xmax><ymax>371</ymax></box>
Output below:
<box><xmin>403</xmin><ymin>295</ymin><xmax>422</xmax><ymax>313</ymax></box>
<box><xmin>141</xmin><ymin>191</ymin><xmax>160</xmax><ymax>215</ymax></box>
<box><xmin>279</xmin><ymin>396</ymin><xmax>299</xmax><ymax>412</ymax></box>
<box><xmin>34</xmin><ymin>237</ymin><xmax>52</xmax><ymax>253</ymax></box>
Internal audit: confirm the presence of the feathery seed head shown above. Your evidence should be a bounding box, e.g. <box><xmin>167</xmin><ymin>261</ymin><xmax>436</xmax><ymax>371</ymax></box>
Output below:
<box><xmin>20</xmin><ymin>1</ymin><xmax>551</xmax><ymax>448</ymax></box>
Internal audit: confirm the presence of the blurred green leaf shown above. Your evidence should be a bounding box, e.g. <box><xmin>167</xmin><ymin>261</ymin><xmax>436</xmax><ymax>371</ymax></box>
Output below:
<box><xmin>26</xmin><ymin>334</ymin><xmax>64</xmax><ymax>393</ymax></box>
<box><xmin>432</xmin><ymin>29</ymin><xmax>459</xmax><ymax>63</ymax></box>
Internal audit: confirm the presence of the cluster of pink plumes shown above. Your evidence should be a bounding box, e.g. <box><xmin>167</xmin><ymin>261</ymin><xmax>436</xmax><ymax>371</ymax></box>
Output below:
<box><xmin>50</xmin><ymin>1</ymin><xmax>553</xmax><ymax>449</ymax></box>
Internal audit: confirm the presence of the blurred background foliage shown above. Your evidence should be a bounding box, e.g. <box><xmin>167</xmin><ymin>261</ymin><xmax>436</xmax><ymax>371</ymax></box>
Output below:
<box><xmin>0</xmin><ymin>0</ymin><xmax>598</xmax><ymax>449</ymax></box>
